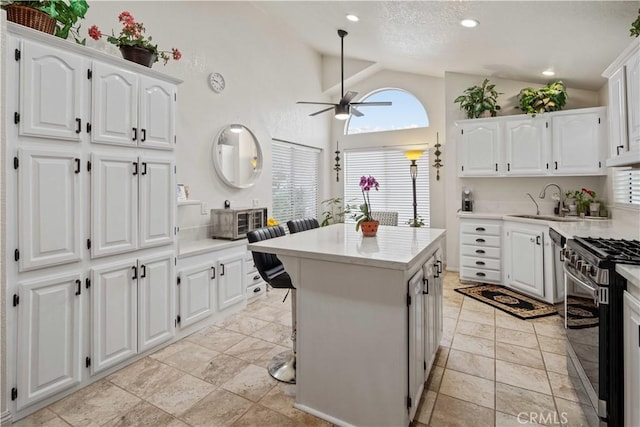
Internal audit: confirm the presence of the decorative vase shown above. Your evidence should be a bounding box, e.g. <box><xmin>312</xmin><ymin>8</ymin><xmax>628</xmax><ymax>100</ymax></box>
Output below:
<box><xmin>6</xmin><ymin>4</ymin><xmax>56</xmax><ymax>35</ymax></box>
<box><xmin>119</xmin><ymin>45</ymin><xmax>157</xmax><ymax>68</ymax></box>
<box><xmin>361</xmin><ymin>220</ymin><xmax>379</xmax><ymax>237</ymax></box>
<box><xmin>589</xmin><ymin>202</ymin><xmax>600</xmax><ymax>217</ymax></box>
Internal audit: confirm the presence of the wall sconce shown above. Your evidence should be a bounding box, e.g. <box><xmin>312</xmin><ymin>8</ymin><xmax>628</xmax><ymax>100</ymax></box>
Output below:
<box><xmin>333</xmin><ymin>140</ymin><xmax>341</xmax><ymax>182</ymax></box>
<box><xmin>229</xmin><ymin>124</ymin><xmax>244</xmax><ymax>133</ymax></box>
<box><xmin>432</xmin><ymin>132</ymin><xmax>443</xmax><ymax>181</ymax></box>
<box><xmin>404</xmin><ymin>149</ymin><xmax>424</xmax><ymax>227</ymax></box>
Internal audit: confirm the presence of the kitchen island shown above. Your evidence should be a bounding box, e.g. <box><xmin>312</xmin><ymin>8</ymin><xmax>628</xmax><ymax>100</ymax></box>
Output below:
<box><xmin>247</xmin><ymin>224</ymin><xmax>446</xmax><ymax>427</ymax></box>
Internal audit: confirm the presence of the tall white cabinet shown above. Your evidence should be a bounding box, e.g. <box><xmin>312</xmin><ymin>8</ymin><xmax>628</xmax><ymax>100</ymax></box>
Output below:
<box><xmin>4</xmin><ymin>23</ymin><xmax>181</xmax><ymax>419</ymax></box>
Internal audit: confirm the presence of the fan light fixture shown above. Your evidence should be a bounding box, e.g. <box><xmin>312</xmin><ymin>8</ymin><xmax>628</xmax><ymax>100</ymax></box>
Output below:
<box><xmin>335</xmin><ymin>104</ymin><xmax>350</xmax><ymax>120</ymax></box>
<box><xmin>230</xmin><ymin>124</ymin><xmax>244</xmax><ymax>133</ymax></box>
<box><xmin>460</xmin><ymin>19</ymin><xmax>479</xmax><ymax>28</ymax></box>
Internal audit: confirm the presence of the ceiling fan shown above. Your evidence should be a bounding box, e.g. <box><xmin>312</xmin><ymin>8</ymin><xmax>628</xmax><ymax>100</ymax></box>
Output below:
<box><xmin>297</xmin><ymin>29</ymin><xmax>392</xmax><ymax>120</ymax></box>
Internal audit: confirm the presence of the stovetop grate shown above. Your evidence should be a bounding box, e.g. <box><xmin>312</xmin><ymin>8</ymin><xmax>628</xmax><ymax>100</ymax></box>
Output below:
<box><xmin>573</xmin><ymin>237</ymin><xmax>640</xmax><ymax>265</ymax></box>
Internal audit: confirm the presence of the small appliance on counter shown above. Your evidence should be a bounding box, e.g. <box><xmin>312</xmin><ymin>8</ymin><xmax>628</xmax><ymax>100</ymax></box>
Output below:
<box><xmin>461</xmin><ymin>188</ymin><xmax>473</xmax><ymax>212</ymax></box>
<box><xmin>211</xmin><ymin>207</ymin><xmax>268</xmax><ymax>240</ymax></box>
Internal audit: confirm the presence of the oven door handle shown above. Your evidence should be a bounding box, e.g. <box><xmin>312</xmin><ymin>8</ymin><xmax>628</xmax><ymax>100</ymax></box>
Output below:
<box><xmin>563</xmin><ymin>263</ymin><xmax>599</xmax><ymax>306</ymax></box>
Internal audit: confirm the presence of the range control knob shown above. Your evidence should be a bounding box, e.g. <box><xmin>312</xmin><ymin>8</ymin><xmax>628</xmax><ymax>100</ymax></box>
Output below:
<box><xmin>581</xmin><ymin>261</ymin><xmax>590</xmax><ymax>276</ymax></box>
<box><xmin>589</xmin><ymin>265</ymin><xmax>597</xmax><ymax>277</ymax></box>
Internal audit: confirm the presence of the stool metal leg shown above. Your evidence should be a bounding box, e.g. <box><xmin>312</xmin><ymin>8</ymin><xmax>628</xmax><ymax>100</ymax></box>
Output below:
<box><xmin>268</xmin><ymin>289</ymin><xmax>296</xmax><ymax>384</ymax></box>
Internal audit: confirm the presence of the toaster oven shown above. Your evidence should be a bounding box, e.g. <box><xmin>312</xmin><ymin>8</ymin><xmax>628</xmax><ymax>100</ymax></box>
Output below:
<box><xmin>211</xmin><ymin>207</ymin><xmax>268</xmax><ymax>240</ymax></box>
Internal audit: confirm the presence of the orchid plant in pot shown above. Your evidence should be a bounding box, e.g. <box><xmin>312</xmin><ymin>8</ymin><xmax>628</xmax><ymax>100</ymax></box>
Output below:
<box><xmin>353</xmin><ymin>175</ymin><xmax>380</xmax><ymax>236</ymax></box>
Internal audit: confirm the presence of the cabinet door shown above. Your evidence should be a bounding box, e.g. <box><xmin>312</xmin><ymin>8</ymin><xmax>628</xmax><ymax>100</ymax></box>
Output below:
<box><xmin>624</xmin><ymin>292</ymin><xmax>640</xmax><ymax>427</ymax></box>
<box><xmin>138</xmin><ymin>76</ymin><xmax>175</xmax><ymax>150</ymax></box>
<box><xmin>16</xmin><ymin>273</ymin><xmax>82</xmax><ymax>409</ymax></box>
<box><xmin>422</xmin><ymin>256</ymin><xmax>436</xmax><ymax>376</ymax></box>
<box><xmin>138</xmin><ymin>253</ymin><xmax>174</xmax><ymax>353</ymax></box>
<box><xmin>91</xmin><ymin>154</ymin><xmax>139</xmax><ymax>257</ymax></box>
<box><xmin>91</xmin><ymin>260</ymin><xmax>137</xmax><ymax>374</ymax></box>
<box><xmin>91</xmin><ymin>61</ymin><xmax>138</xmax><ymax>147</ymax></box>
<box><xmin>551</xmin><ymin>111</ymin><xmax>604</xmax><ymax>175</ymax></box>
<box><xmin>139</xmin><ymin>157</ymin><xmax>174</xmax><ymax>248</ymax></box>
<box><xmin>18</xmin><ymin>149</ymin><xmax>83</xmax><ymax>271</ymax></box>
<box><xmin>608</xmin><ymin>67</ymin><xmax>628</xmax><ymax>158</ymax></box>
<box><xmin>433</xmin><ymin>249</ymin><xmax>444</xmax><ymax>350</ymax></box>
<box><xmin>626</xmin><ymin>51</ymin><xmax>640</xmax><ymax>151</ymax></box>
<box><xmin>505</xmin><ymin>227</ymin><xmax>544</xmax><ymax>298</ymax></box>
<box><xmin>20</xmin><ymin>40</ymin><xmax>86</xmax><ymax>141</ymax></box>
<box><xmin>504</xmin><ymin>118</ymin><xmax>548</xmax><ymax>175</ymax></box>
<box><xmin>217</xmin><ymin>253</ymin><xmax>245</xmax><ymax>310</ymax></box>
<box><xmin>458</xmin><ymin>121</ymin><xmax>501</xmax><ymax>176</ymax></box>
<box><xmin>179</xmin><ymin>263</ymin><xmax>215</xmax><ymax>327</ymax></box>
<box><xmin>408</xmin><ymin>269</ymin><xmax>424</xmax><ymax>422</ymax></box>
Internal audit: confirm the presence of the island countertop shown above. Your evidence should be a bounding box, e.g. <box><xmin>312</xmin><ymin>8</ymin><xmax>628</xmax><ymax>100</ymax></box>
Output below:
<box><xmin>247</xmin><ymin>223</ymin><xmax>446</xmax><ymax>271</ymax></box>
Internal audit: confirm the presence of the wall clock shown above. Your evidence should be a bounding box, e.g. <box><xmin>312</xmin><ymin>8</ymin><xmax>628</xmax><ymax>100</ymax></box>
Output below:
<box><xmin>208</xmin><ymin>72</ymin><xmax>225</xmax><ymax>93</ymax></box>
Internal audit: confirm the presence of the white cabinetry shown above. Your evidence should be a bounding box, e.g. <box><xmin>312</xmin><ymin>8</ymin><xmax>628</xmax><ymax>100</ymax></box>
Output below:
<box><xmin>408</xmin><ymin>268</ymin><xmax>425</xmax><ymax>421</ymax></box>
<box><xmin>459</xmin><ymin>219</ymin><xmax>502</xmax><ymax>284</ymax></box>
<box><xmin>16</xmin><ymin>273</ymin><xmax>83</xmax><ymax>410</ymax></box>
<box><xmin>457</xmin><ymin>121</ymin><xmax>501</xmax><ymax>176</ymax></box>
<box><xmin>550</xmin><ymin>108</ymin><xmax>605</xmax><ymax>175</ymax></box>
<box><xmin>504</xmin><ymin>117</ymin><xmax>548</xmax><ymax>175</ymax></box>
<box><xmin>246</xmin><ymin>251</ymin><xmax>266</xmax><ymax>301</ymax></box>
<box><xmin>624</xmin><ymin>291</ymin><xmax>640</xmax><ymax>427</ymax></box>
<box><xmin>178</xmin><ymin>263</ymin><xmax>215</xmax><ymax>328</ymax></box>
<box><xmin>603</xmin><ymin>38</ymin><xmax>640</xmax><ymax>166</ymax></box>
<box><xmin>423</xmin><ymin>250</ymin><xmax>443</xmax><ymax>374</ymax></box>
<box><xmin>503</xmin><ymin>223</ymin><xmax>545</xmax><ymax>299</ymax></box>
<box><xmin>217</xmin><ymin>253</ymin><xmax>245</xmax><ymax>310</ymax></box>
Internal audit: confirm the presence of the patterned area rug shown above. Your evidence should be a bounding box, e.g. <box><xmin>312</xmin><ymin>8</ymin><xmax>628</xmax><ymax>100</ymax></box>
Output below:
<box><xmin>455</xmin><ymin>284</ymin><xmax>557</xmax><ymax>320</ymax></box>
<box><xmin>566</xmin><ymin>296</ymin><xmax>599</xmax><ymax>329</ymax></box>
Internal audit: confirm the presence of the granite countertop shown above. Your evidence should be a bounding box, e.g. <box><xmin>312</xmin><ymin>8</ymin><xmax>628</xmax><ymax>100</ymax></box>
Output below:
<box><xmin>247</xmin><ymin>223</ymin><xmax>446</xmax><ymax>270</ymax></box>
<box><xmin>178</xmin><ymin>238</ymin><xmax>247</xmax><ymax>258</ymax></box>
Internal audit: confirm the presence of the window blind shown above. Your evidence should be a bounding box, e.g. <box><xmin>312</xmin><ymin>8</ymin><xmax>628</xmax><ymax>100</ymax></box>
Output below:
<box><xmin>272</xmin><ymin>141</ymin><xmax>320</xmax><ymax>224</ymax></box>
<box><xmin>344</xmin><ymin>149</ymin><xmax>430</xmax><ymax>226</ymax></box>
<box><xmin>612</xmin><ymin>167</ymin><xmax>640</xmax><ymax>207</ymax></box>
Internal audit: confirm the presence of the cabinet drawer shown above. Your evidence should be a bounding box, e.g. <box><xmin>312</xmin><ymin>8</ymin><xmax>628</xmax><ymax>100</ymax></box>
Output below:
<box><xmin>461</xmin><ymin>256</ymin><xmax>500</xmax><ymax>271</ymax></box>
<box><xmin>460</xmin><ymin>222</ymin><xmax>501</xmax><ymax>236</ymax></box>
<box><xmin>460</xmin><ymin>234</ymin><xmax>500</xmax><ymax>247</ymax></box>
<box><xmin>246</xmin><ymin>259</ymin><xmax>257</xmax><ymax>274</ymax></box>
<box><xmin>460</xmin><ymin>245</ymin><xmax>500</xmax><ymax>259</ymax></box>
<box><xmin>247</xmin><ymin>282</ymin><xmax>266</xmax><ymax>300</ymax></box>
<box><xmin>460</xmin><ymin>267</ymin><xmax>501</xmax><ymax>283</ymax></box>
<box><xmin>247</xmin><ymin>271</ymin><xmax>263</xmax><ymax>287</ymax></box>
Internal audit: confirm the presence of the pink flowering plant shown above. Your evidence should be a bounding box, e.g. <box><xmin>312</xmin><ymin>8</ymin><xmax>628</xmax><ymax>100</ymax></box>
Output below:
<box><xmin>88</xmin><ymin>11</ymin><xmax>181</xmax><ymax>65</ymax></box>
<box><xmin>353</xmin><ymin>175</ymin><xmax>380</xmax><ymax>231</ymax></box>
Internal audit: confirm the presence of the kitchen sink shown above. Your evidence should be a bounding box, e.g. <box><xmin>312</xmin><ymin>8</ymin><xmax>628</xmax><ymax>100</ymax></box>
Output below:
<box><xmin>508</xmin><ymin>214</ymin><xmax>580</xmax><ymax>222</ymax></box>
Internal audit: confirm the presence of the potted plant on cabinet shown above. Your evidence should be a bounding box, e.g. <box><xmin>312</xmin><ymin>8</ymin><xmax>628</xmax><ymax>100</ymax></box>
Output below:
<box><xmin>631</xmin><ymin>8</ymin><xmax>639</xmax><ymax>37</ymax></box>
<box><xmin>1</xmin><ymin>0</ymin><xmax>89</xmax><ymax>43</ymax></box>
<box><xmin>454</xmin><ymin>78</ymin><xmax>502</xmax><ymax>119</ymax></box>
<box><xmin>517</xmin><ymin>80</ymin><xmax>568</xmax><ymax>116</ymax></box>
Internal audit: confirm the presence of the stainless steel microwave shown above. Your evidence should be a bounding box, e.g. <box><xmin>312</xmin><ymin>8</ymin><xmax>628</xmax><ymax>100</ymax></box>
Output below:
<box><xmin>211</xmin><ymin>207</ymin><xmax>268</xmax><ymax>240</ymax></box>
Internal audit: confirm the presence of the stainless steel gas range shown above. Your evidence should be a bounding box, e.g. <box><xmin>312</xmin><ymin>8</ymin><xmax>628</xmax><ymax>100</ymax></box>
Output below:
<box><xmin>562</xmin><ymin>237</ymin><xmax>640</xmax><ymax>426</ymax></box>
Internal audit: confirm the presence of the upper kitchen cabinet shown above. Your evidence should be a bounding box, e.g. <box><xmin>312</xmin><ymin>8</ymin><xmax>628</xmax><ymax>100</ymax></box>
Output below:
<box><xmin>603</xmin><ymin>38</ymin><xmax>640</xmax><ymax>167</ymax></box>
<box><xmin>457</xmin><ymin>120</ymin><xmax>501</xmax><ymax>176</ymax></box>
<box><xmin>92</xmin><ymin>62</ymin><xmax>176</xmax><ymax>150</ymax></box>
<box><xmin>550</xmin><ymin>107</ymin><xmax>606</xmax><ymax>175</ymax></box>
<box><xmin>503</xmin><ymin>117</ymin><xmax>548</xmax><ymax>175</ymax></box>
<box><xmin>18</xmin><ymin>39</ymin><xmax>89</xmax><ymax>142</ymax></box>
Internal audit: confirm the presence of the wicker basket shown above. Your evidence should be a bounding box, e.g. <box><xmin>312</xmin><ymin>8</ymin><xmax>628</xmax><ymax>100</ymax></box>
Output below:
<box><xmin>6</xmin><ymin>4</ymin><xmax>57</xmax><ymax>35</ymax></box>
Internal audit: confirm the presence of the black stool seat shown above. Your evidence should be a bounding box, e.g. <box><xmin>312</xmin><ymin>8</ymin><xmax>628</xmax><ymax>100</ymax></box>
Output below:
<box><xmin>247</xmin><ymin>225</ymin><xmax>293</xmax><ymax>290</ymax></box>
<box><xmin>287</xmin><ymin>218</ymin><xmax>319</xmax><ymax>234</ymax></box>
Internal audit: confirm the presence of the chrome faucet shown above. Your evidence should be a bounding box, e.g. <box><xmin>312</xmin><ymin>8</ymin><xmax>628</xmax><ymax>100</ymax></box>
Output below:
<box><xmin>539</xmin><ymin>183</ymin><xmax>564</xmax><ymax>216</ymax></box>
<box><xmin>526</xmin><ymin>193</ymin><xmax>540</xmax><ymax>215</ymax></box>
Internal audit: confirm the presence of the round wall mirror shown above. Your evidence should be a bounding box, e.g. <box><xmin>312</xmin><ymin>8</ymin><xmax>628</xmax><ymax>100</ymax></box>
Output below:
<box><xmin>212</xmin><ymin>124</ymin><xmax>263</xmax><ymax>189</ymax></box>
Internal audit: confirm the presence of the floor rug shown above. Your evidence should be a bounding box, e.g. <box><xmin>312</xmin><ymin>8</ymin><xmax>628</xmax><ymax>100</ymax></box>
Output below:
<box><xmin>455</xmin><ymin>284</ymin><xmax>557</xmax><ymax>320</ymax></box>
<box><xmin>566</xmin><ymin>296</ymin><xmax>599</xmax><ymax>329</ymax></box>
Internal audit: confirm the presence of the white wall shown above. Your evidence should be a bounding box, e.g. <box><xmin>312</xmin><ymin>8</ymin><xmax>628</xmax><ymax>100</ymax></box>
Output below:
<box><xmin>444</xmin><ymin>72</ymin><xmax>606</xmax><ymax>270</ymax></box>
<box><xmin>84</xmin><ymin>1</ymin><xmax>331</xmax><ymax>240</ymax></box>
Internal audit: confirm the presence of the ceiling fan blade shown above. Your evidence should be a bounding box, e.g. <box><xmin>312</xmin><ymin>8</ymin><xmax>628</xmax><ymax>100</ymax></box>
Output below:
<box><xmin>350</xmin><ymin>106</ymin><xmax>364</xmax><ymax>117</ymax></box>
<box><xmin>350</xmin><ymin>101</ymin><xmax>393</xmax><ymax>106</ymax></box>
<box><xmin>341</xmin><ymin>91</ymin><xmax>358</xmax><ymax>104</ymax></box>
<box><xmin>297</xmin><ymin>101</ymin><xmax>339</xmax><ymax>106</ymax></box>
<box><xmin>309</xmin><ymin>106</ymin><xmax>335</xmax><ymax>116</ymax></box>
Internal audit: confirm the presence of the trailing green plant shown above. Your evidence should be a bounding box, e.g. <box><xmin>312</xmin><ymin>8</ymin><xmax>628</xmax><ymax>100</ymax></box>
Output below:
<box><xmin>1</xmin><ymin>0</ymin><xmax>90</xmax><ymax>44</ymax></box>
<box><xmin>454</xmin><ymin>78</ymin><xmax>502</xmax><ymax>119</ymax></box>
<box><xmin>517</xmin><ymin>80</ymin><xmax>567</xmax><ymax>116</ymax></box>
<box><xmin>631</xmin><ymin>8</ymin><xmax>640</xmax><ymax>37</ymax></box>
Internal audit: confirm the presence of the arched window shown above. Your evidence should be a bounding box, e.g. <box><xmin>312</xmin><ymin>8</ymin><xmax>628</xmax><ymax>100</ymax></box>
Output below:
<box><xmin>345</xmin><ymin>89</ymin><xmax>429</xmax><ymax>135</ymax></box>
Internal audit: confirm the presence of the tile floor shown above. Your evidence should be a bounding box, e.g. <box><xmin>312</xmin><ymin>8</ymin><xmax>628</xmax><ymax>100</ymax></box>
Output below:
<box><xmin>13</xmin><ymin>272</ymin><xmax>599</xmax><ymax>427</ymax></box>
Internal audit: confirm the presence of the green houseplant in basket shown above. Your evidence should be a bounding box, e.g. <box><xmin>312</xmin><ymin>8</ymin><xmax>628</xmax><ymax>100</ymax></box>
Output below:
<box><xmin>517</xmin><ymin>80</ymin><xmax>568</xmax><ymax>117</ymax></box>
<box><xmin>454</xmin><ymin>78</ymin><xmax>502</xmax><ymax>119</ymax></box>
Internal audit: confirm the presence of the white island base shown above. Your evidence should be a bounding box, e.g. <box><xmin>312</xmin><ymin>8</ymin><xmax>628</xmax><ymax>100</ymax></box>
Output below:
<box><xmin>248</xmin><ymin>224</ymin><xmax>446</xmax><ymax>426</ymax></box>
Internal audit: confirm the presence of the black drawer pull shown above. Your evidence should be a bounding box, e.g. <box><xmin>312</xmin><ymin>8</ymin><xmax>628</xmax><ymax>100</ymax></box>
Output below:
<box><xmin>475</xmin><ymin>227</ymin><xmax>485</xmax><ymax>232</ymax></box>
<box><xmin>476</xmin><ymin>261</ymin><xmax>485</xmax><ymax>266</ymax></box>
<box><xmin>75</xmin><ymin>118</ymin><xmax>81</xmax><ymax>134</ymax></box>
<box><xmin>617</xmin><ymin>145</ymin><xmax>624</xmax><ymax>156</ymax></box>
<box><xmin>211</xmin><ymin>267</ymin><xmax>216</xmax><ymax>279</ymax></box>
<box><xmin>220</xmin><ymin>264</ymin><xmax>225</xmax><ymax>276</ymax></box>
<box><xmin>475</xmin><ymin>249</ymin><xmax>485</xmax><ymax>254</ymax></box>
<box><xmin>253</xmin><ymin>275</ymin><xmax>261</xmax><ymax>281</ymax></box>
<box><xmin>74</xmin><ymin>158</ymin><xmax>81</xmax><ymax>174</ymax></box>
<box><xmin>141</xmin><ymin>128</ymin><xmax>147</xmax><ymax>142</ymax></box>
<box><xmin>75</xmin><ymin>279</ymin><xmax>81</xmax><ymax>295</ymax></box>
<box><xmin>132</xmin><ymin>162</ymin><xmax>138</xmax><ymax>175</ymax></box>
<box><xmin>476</xmin><ymin>238</ymin><xmax>485</xmax><ymax>243</ymax></box>
<box><xmin>140</xmin><ymin>265</ymin><xmax>146</xmax><ymax>278</ymax></box>
<box><xmin>253</xmin><ymin>287</ymin><xmax>261</xmax><ymax>293</ymax></box>
<box><xmin>132</xmin><ymin>266</ymin><xmax>137</xmax><ymax>280</ymax></box>
<box><xmin>476</xmin><ymin>272</ymin><xmax>486</xmax><ymax>277</ymax></box>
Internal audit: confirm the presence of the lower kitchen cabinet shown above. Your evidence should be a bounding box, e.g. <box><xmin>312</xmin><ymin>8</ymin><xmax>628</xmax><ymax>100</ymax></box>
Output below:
<box><xmin>178</xmin><ymin>263</ymin><xmax>215</xmax><ymax>328</ymax></box>
<box><xmin>137</xmin><ymin>253</ymin><xmax>174</xmax><ymax>353</ymax></box>
<box><xmin>503</xmin><ymin>223</ymin><xmax>545</xmax><ymax>299</ymax></box>
<box><xmin>623</xmin><ymin>291</ymin><xmax>640</xmax><ymax>427</ymax></box>
<box><xmin>16</xmin><ymin>272</ymin><xmax>83</xmax><ymax>410</ymax></box>
<box><xmin>217</xmin><ymin>252</ymin><xmax>245</xmax><ymax>310</ymax></box>
<box><xmin>459</xmin><ymin>218</ymin><xmax>502</xmax><ymax>284</ymax></box>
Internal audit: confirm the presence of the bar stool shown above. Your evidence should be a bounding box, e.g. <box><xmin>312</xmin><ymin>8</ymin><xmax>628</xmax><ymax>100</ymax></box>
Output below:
<box><xmin>247</xmin><ymin>225</ymin><xmax>296</xmax><ymax>384</ymax></box>
<box><xmin>286</xmin><ymin>218</ymin><xmax>319</xmax><ymax>234</ymax></box>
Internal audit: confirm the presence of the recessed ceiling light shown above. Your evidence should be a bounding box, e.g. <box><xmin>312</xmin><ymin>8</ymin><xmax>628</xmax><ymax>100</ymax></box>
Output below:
<box><xmin>460</xmin><ymin>19</ymin><xmax>479</xmax><ymax>28</ymax></box>
<box><xmin>346</xmin><ymin>14</ymin><xmax>359</xmax><ymax>22</ymax></box>
<box><xmin>542</xmin><ymin>70</ymin><xmax>555</xmax><ymax>76</ymax></box>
